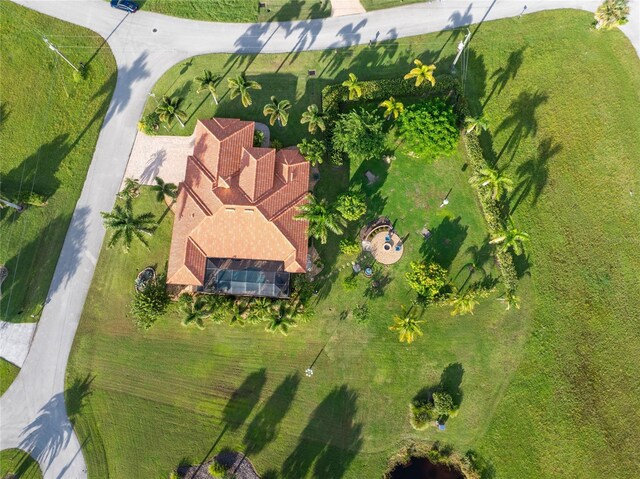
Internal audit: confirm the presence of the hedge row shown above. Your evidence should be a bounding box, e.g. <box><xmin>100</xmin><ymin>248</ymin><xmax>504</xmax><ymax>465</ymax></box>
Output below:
<box><xmin>463</xmin><ymin>134</ymin><xmax>518</xmax><ymax>292</ymax></box>
<box><xmin>321</xmin><ymin>75</ymin><xmax>470</xmax><ymax>124</ymax></box>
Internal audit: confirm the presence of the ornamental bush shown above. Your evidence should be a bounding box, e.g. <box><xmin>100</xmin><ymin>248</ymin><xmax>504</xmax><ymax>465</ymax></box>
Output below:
<box><xmin>398</xmin><ymin>98</ymin><xmax>459</xmax><ymax>160</ymax></box>
<box><xmin>297</xmin><ymin>138</ymin><xmax>326</xmax><ymax>167</ymax></box>
<box><xmin>405</xmin><ymin>261</ymin><xmax>449</xmax><ymax>300</ymax></box>
<box><xmin>130</xmin><ymin>278</ymin><xmax>170</xmax><ymax>329</ymax></box>
<box><xmin>432</xmin><ymin>391</ymin><xmax>456</xmax><ymax>418</ymax></box>
<box><xmin>137</xmin><ymin>112</ymin><xmax>160</xmax><ymax>135</ymax></box>
<box><xmin>331</xmin><ymin>109</ymin><xmax>385</xmax><ymax>164</ymax></box>
<box><xmin>410</xmin><ymin>399</ymin><xmax>435</xmax><ymax>430</ymax></box>
<box><xmin>336</xmin><ymin>192</ymin><xmax>367</xmax><ymax>221</ymax></box>
<box><xmin>352</xmin><ymin>303</ymin><xmax>370</xmax><ymax>324</ymax></box>
<box><xmin>339</xmin><ymin>238</ymin><xmax>361</xmax><ymax>255</ymax></box>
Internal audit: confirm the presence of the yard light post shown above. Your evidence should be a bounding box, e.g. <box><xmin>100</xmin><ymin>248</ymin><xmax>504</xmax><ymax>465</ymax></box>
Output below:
<box><xmin>439</xmin><ymin>188</ymin><xmax>452</xmax><ymax>208</ymax></box>
<box><xmin>450</xmin><ymin>28</ymin><xmax>471</xmax><ymax>74</ymax></box>
<box><xmin>42</xmin><ymin>37</ymin><xmax>79</xmax><ymax>73</ymax></box>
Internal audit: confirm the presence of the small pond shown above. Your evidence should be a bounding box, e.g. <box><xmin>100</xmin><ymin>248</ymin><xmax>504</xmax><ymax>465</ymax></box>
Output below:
<box><xmin>389</xmin><ymin>457</ymin><xmax>465</xmax><ymax>479</ymax></box>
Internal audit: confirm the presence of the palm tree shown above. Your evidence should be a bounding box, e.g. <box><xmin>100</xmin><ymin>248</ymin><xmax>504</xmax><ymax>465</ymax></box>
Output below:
<box><xmin>229</xmin><ymin>300</ymin><xmax>249</xmax><ymax>326</ymax></box>
<box><xmin>156</xmin><ymin>96</ymin><xmax>187</xmax><ymax>128</ymax></box>
<box><xmin>294</xmin><ymin>194</ymin><xmax>346</xmax><ymax>244</ymax></box>
<box><xmin>594</xmin><ymin>0</ymin><xmax>630</xmax><ymax>30</ymax></box>
<box><xmin>447</xmin><ymin>290</ymin><xmax>479</xmax><ymax>316</ymax></box>
<box><xmin>264</xmin><ymin>302</ymin><xmax>300</xmax><ymax>336</ymax></box>
<box><xmin>151</xmin><ymin>177</ymin><xmax>178</xmax><ymax>203</ymax></box>
<box><xmin>342</xmin><ymin>73</ymin><xmax>362</xmax><ymax>100</ymax></box>
<box><xmin>465</xmin><ymin>114</ymin><xmax>489</xmax><ymax>135</ymax></box>
<box><xmin>101</xmin><ymin>199</ymin><xmax>156</xmax><ymax>252</ymax></box>
<box><xmin>227</xmin><ymin>73</ymin><xmax>262</xmax><ymax>108</ymax></box>
<box><xmin>118</xmin><ymin>177</ymin><xmax>141</xmax><ymax>200</ymax></box>
<box><xmin>246</xmin><ymin>297</ymin><xmax>273</xmax><ymax>324</ymax></box>
<box><xmin>379</xmin><ymin>96</ymin><xmax>404</xmax><ymax>120</ymax></box>
<box><xmin>263</xmin><ymin>96</ymin><xmax>292</xmax><ymax>127</ymax></box>
<box><xmin>469</xmin><ymin>167</ymin><xmax>514</xmax><ymax>200</ymax></box>
<box><xmin>300</xmin><ymin>104</ymin><xmax>327</xmax><ymax>134</ymax></box>
<box><xmin>490</xmin><ymin>220</ymin><xmax>530</xmax><ymax>255</ymax></box>
<box><xmin>389</xmin><ymin>306</ymin><xmax>424</xmax><ymax>344</ymax></box>
<box><xmin>195</xmin><ymin>69</ymin><xmax>222</xmax><ymax>105</ymax></box>
<box><xmin>497</xmin><ymin>291</ymin><xmax>521</xmax><ymax>311</ymax></box>
<box><xmin>179</xmin><ymin>293</ymin><xmax>212</xmax><ymax>329</ymax></box>
<box><xmin>404</xmin><ymin>59</ymin><xmax>436</xmax><ymax>87</ymax></box>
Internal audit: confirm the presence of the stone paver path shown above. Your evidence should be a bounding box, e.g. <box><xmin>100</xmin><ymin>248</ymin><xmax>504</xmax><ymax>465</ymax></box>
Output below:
<box><xmin>331</xmin><ymin>0</ymin><xmax>365</xmax><ymax>17</ymax></box>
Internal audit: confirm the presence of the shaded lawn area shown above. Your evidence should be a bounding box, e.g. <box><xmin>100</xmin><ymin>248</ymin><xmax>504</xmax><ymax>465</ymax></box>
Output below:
<box><xmin>68</xmin><ymin>9</ymin><xmax>640</xmax><ymax>479</ymax></box>
<box><xmin>0</xmin><ymin>358</ymin><xmax>20</xmax><ymax>396</ymax></box>
<box><xmin>0</xmin><ymin>1</ymin><xmax>116</xmax><ymax>322</ymax></box>
<box><xmin>133</xmin><ymin>0</ymin><xmax>330</xmax><ymax>23</ymax></box>
<box><xmin>0</xmin><ymin>449</ymin><xmax>43</xmax><ymax>479</ymax></box>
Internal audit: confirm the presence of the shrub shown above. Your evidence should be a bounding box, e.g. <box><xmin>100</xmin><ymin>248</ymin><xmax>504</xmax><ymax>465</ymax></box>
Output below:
<box><xmin>352</xmin><ymin>303</ymin><xmax>370</xmax><ymax>324</ymax></box>
<box><xmin>410</xmin><ymin>399</ymin><xmax>435</xmax><ymax>430</ymax></box>
<box><xmin>253</xmin><ymin>129</ymin><xmax>265</xmax><ymax>147</ymax></box>
<box><xmin>297</xmin><ymin>138</ymin><xmax>326</xmax><ymax>167</ymax></box>
<box><xmin>432</xmin><ymin>391</ymin><xmax>456</xmax><ymax>418</ymax></box>
<box><xmin>398</xmin><ymin>98</ymin><xmax>459</xmax><ymax>160</ymax></box>
<box><xmin>405</xmin><ymin>261</ymin><xmax>448</xmax><ymax>300</ymax></box>
<box><xmin>137</xmin><ymin>112</ymin><xmax>161</xmax><ymax>135</ymax></box>
<box><xmin>270</xmin><ymin>139</ymin><xmax>283</xmax><ymax>150</ymax></box>
<box><xmin>330</xmin><ymin>149</ymin><xmax>344</xmax><ymax>167</ymax></box>
<box><xmin>336</xmin><ymin>192</ymin><xmax>367</xmax><ymax>221</ymax></box>
<box><xmin>343</xmin><ymin>274</ymin><xmax>360</xmax><ymax>291</ymax></box>
<box><xmin>16</xmin><ymin>191</ymin><xmax>48</xmax><ymax>207</ymax></box>
<box><xmin>339</xmin><ymin>239</ymin><xmax>361</xmax><ymax>255</ymax></box>
<box><xmin>130</xmin><ymin>278</ymin><xmax>170</xmax><ymax>329</ymax></box>
<box><xmin>208</xmin><ymin>459</ymin><xmax>228</xmax><ymax>478</ymax></box>
<box><xmin>331</xmin><ymin>109</ymin><xmax>385</xmax><ymax>164</ymax></box>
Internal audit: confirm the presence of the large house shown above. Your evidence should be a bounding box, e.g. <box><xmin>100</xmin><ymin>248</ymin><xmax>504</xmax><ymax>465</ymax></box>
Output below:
<box><xmin>166</xmin><ymin>118</ymin><xmax>310</xmax><ymax>298</ymax></box>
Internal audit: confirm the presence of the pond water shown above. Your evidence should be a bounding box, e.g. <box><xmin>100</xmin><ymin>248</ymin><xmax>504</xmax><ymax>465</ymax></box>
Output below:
<box><xmin>389</xmin><ymin>457</ymin><xmax>466</xmax><ymax>479</ymax></box>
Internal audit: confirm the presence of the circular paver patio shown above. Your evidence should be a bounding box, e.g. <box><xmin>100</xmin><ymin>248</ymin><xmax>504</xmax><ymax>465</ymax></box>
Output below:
<box><xmin>370</xmin><ymin>231</ymin><xmax>404</xmax><ymax>265</ymax></box>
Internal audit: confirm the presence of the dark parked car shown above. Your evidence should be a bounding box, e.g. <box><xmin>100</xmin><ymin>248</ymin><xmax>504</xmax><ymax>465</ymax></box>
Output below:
<box><xmin>110</xmin><ymin>0</ymin><xmax>139</xmax><ymax>13</ymax></box>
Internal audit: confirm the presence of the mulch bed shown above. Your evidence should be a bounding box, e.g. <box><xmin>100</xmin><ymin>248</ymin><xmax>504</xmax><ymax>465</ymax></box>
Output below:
<box><xmin>178</xmin><ymin>452</ymin><xmax>260</xmax><ymax>479</ymax></box>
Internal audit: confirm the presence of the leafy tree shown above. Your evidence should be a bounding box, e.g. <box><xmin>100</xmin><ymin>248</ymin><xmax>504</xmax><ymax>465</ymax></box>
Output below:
<box><xmin>179</xmin><ymin>293</ymin><xmax>213</xmax><ymax>329</ymax></box>
<box><xmin>300</xmin><ymin>104</ymin><xmax>327</xmax><ymax>134</ymax></box>
<box><xmin>195</xmin><ymin>69</ymin><xmax>222</xmax><ymax>105</ymax></box>
<box><xmin>405</xmin><ymin>261</ymin><xmax>449</xmax><ymax>300</ymax></box>
<box><xmin>228</xmin><ymin>73</ymin><xmax>262</xmax><ymax>108</ymax></box>
<box><xmin>339</xmin><ymin>238</ymin><xmax>361</xmax><ymax>255</ymax></box>
<box><xmin>332</xmin><ymin>109</ymin><xmax>385</xmax><ymax>163</ymax></box>
<box><xmin>404</xmin><ymin>59</ymin><xmax>436</xmax><ymax>87</ymax></box>
<box><xmin>156</xmin><ymin>95</ymin><xmax>187</xmax><ymax>128</ymax></box>
<box><xmin>342</xmin><ymin>72</ymin><xmax>362</xmax><ymax>100</ymax></box>
<box><xmin>464</xmin><ymin>114</ymin><xmax>489</xmax><ymax>135</ymax></box>
<box><xmin>490</xmin><ymin>220</ymin><xmax>530</xmax><ymax>255</ymax></box>
<box><xmin>398</xmin><ymin>98</ymin><xmax>458</xmax><ymax>160</ymax></box>
<box><xmin>352</xmin><ymin>303</ymin><xmax>370</xmax><ymax>324</ymax></box>
<box><xmin>335</xmin><ymin>192</ymin><xmax>367</xmax><ymax>221</ymax></box>
<box><xmin>151</xmin><ymin>176</ymin><xmax>178</xmax><ymax>203</ymax></box>
<box><xmin>432</xmin><ymin>391</ymin><xmax>456</xmax><ymax>418</ymax></box>
<box><xmin>595</xmin><ymin>0</ymin><xmax>630</xmax><ymax>29</ymax></box>
<box><xmin>118</xmin><ymin>177</ymin><xmax>141</xmax><ymax>200</ymax></box>
<box><xmin>389</xmin><ymin>305</ymin><xmax>424</xmax><ymax>344</ymax></box>
<box><xmin>410</xmin><ymin>399</ymin><xmax>435</xmax><ymax>430</ymax></box>
<box><xmin>131</xmin><ymin>278</ymin><xmax>169</xmax><ymax>329</ymax></box>
<box><xmin>469</xmin><ymin>167</ymin><xmax>514</xmax><ymax>200</ymax></box>
<box><xmin>379</xmin><ymin>96</ymin><xmax>404</xmax><ymax>120</ymax></box>
<box><xmin>297</xmin><ymin>138</ymin><xmax>326</xmax><ymax>167</ymax></box>
<box><xmin>263</xmin><ymin>96</ymin><xmax>292</xmax><ymax>127</ymax></box>
<box><xmin>101</xmin><ymin>199</ymin><xmax>155</xmax><ymax>252</ymax></box>
<box><xmin>295</xmin><ymin>193</ymin><xmax>346</xmax><ymax>244</ymax></box>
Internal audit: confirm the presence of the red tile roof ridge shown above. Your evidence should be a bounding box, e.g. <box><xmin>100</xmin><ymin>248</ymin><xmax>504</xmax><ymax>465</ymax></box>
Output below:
<box><xmin>188</xmin><ymin>155</ymin><xmax>217</xmax><ymax>185</ymax></box>
<box><xmin>182</xmin><ymin>182</ymin><xmax>212</xmax><ymax>216</ymax></box>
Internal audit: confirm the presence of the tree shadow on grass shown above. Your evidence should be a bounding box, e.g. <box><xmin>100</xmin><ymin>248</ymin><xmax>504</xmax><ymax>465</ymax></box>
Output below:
<box><xmin>420</xmin><ymin>216</ymin><xmax>468</xmax><ymax>270</ymax></box>
<box><xmin>243</xmin><ymin>373</ymin><xmax>301</xmax><ymax>455</ymax></box>
<box><xmin>65</xmin><ymin>374</ymin><xmax>94</xmax><ymax>425</ymax></box>
<box><xmin>1</xmin><ymin>449</ymin><xmax>41</xmax><ymax>478</ymax></box>
<box><xmin>280</xmin><ymin>385</ymin><xmax>363</xmax><ymax>479</ymax></box>
<box><xmin>413</xmin><ymin>363</ymin><xmax>465</xmax><ymax>425</ymax></box>
<box><xmin>483</xmin><ymin>46</ymin><xmax>527</xmax><ymax>108</ymax></box>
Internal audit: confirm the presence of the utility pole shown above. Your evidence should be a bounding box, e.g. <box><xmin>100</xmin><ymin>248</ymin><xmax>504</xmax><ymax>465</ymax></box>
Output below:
<box><xmin>42</xmin><ymin>37</ymin><xmax>79</xmax><ymax>72</ymax></box>
<box><xmin>450</xmin><ymin>28</ymin><xmax>471</xmax><ymax>74</ymax></box>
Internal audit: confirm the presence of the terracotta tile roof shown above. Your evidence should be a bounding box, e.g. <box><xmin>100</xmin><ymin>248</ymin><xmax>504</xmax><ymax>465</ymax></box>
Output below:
<box><xmin>167</xmin><ymin>119</ymin><xmax>310</xmax><ymax>286</ymax></box>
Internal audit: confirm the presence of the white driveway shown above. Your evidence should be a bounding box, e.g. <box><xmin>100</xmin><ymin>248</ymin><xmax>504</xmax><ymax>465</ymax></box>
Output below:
<box><xmin>2</xmin><ymin>1</ymin><xmax>638</xmax><ymax>478</ymax></box>
<box><xmin>0</xmin><ymin>321</ymin><xmax>37</xmax><ymax>368</ymax></box>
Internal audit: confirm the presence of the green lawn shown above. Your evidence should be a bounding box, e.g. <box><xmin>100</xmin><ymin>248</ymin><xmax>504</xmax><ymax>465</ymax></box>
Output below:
<box><xmin>0</xmin><ymin>1</ymin><xmax>116</xmax><ymax>322</ymax></box>
<box><xmin>0</xmin><ymin>358</ymin><xmax>20</xmax><ymax>396</ymax></box>
<box><xmin>360</xmin><ymin>0</ymin><xmax>425</xmax><ymax>12</ymax></box>
<box><xmin>133</xmin><ymin>0</ymin><xmax>330</xmax><ymax>23</ymax></box>
<box><xmin>67</xmin><ymin>9</ymin><xmax>640</xmax><ymax>479</ymax></box>
<box><xmin>0</xmin><ymin>449</ymin><xmax>43</xmax><ymax>479</ymax></box>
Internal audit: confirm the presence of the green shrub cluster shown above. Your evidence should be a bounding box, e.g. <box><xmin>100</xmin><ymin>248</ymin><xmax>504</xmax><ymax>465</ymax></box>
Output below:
<box><xmin>352</xmin><ymin>303</ymin><xmax>370</xmax><ymax>324</ymax></box>
<box><xmin>405</xmin><ymin>261</ymin><xmax>449</xmax><ymax>301</ymax></box>
<box><xmin>339</xmin><ymin>238</ymin><xmax>361</xmax><ymax>255</ymax></box>
<box><xmin>130</xmin><ymin>278</ymin><xmax>170</xmax><ymax>329</ymax></box>
<box><xmin>336</xmin><ymin>192</ymin><xmax>367</xmax><ymax>221</ymax></box>
<box><xmin>463</xmin><ymin>135</ymin><xmax>518</xmax><ymax>292</ymax></box>
<box><xmin>137</xmin><ymin>112</ymin><xmax>160</xmax><ymax>135</ymax></box>
<box><xmin>331</xmin><ymin>109</ymin><xmax>386</xmax><ymax>163</ymax></box>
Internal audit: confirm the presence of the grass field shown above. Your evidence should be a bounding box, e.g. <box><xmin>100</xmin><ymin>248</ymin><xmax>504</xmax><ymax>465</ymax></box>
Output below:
<box><xmin>359</xmin><ymin>0</ymin><xmax>424</xmax><ymax>12</ymax></box>
<box><xmin>0</xmin><ymin>358</ymin><xmax>20</xmax><ymax>396</ymax></box>
<box><xmin>0</xmin><ymin>449</ymin><xmax>43</xmax><ymax>479</ymax></box>
<box><xmin>134</xmin><ymin>0</ymin><xmax>330</xmax><ymax>23</ymax></box>
<box><xmin>67</xmin><ymin>9</ymin><xmax>640</xmax><ymax>479</ymax></box>
<box><xmin>0</xmin><ymin>1</ymin><xmax>116</xmax><ymax>322</ymax></box>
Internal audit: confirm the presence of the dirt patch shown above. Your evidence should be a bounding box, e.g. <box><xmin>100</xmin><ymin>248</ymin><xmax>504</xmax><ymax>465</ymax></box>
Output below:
<box><xmin>178</xmin><ymin>452</ymin><xmax>260</xmax><ymax>479</ymax></box>
<box><xmin>389</xmin><ymin>456</ymin><xmax>466</xmax><ymax>479</ymax></box>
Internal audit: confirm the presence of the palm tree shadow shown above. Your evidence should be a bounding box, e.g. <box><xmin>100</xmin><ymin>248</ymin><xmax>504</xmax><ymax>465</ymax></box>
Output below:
<box><xmin>483</xmin><ymin>46</ymin><xmax>527</xmax><ymax>108</ymax></box>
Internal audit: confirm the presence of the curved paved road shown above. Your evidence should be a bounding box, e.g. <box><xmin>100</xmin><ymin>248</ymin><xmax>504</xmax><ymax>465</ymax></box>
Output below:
<box><xmin>1</xmin><ymin>1</ymin><xmax>637</xmax><ymax>477</ymax></box>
